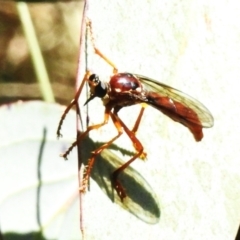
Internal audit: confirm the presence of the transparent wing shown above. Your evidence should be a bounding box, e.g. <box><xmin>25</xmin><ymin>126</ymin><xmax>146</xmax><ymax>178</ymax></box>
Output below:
<box><xmin>134</xmin><ymin>74</ymin><xmax>214</xmax><ymax>128</ymax></box>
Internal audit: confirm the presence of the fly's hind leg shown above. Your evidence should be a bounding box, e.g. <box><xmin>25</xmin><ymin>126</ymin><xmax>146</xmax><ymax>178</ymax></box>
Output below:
<box><xmin>110</xmin><ymin>111</ymin><xmax>146</xmax><ymax>201</ymax></box>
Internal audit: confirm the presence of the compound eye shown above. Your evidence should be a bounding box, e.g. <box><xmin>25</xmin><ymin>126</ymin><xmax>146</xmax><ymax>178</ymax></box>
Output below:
<box><xmin>89</xmin><ymin>74</ymin><xmax>99</xmax><ymax>84</ymax></box>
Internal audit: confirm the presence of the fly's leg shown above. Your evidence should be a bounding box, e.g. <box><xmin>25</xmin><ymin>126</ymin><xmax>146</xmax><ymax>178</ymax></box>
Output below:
<box><xmin>131</xmin><ymin>104</ymin><xmax>147</xmax><ymax>134</ymax></box>
<box><xmin>56</xmin><ymin>71</ymin><xmax>91</xmax><ymax>138</ymax></box>
<box><xmin>81</xmin><ymin>108</ymin><xmax>148</xmax><ymax>198</ymax></box>
<box><xmin>81</xmin><ymin>112</ymin><xmax>123</xmax><ymax>193</ymax></box>
<box><xmin>111</xmin><ymin>111</ymin><xmax>146</xmax><ymax>201</ymax></box>
<box><xmin>60</xmin><ymin>109</ymin><xmax>111</xmax><ymax>160</ymax></box>
<box><xmin>130</xmin><ymin>104</ymin><xmax>147</xmax><ymax>160</ymax></box>
<box><xmin>86</xmin><ymin>19</ymin><xmax>118</xmax><ymax>74</ymax></box>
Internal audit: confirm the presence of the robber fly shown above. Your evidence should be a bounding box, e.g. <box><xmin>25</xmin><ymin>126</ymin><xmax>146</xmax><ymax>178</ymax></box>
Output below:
<box><xmin>57</xmin><ymin>20</ymin><xmax>214</xmax><ymax>201</ymax></box>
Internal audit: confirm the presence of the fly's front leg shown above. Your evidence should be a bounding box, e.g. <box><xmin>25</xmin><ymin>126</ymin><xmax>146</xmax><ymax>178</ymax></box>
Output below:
<box><xmin>86</xmin><ymin>19</ymin><xmax>118</xmax><ymax>74</ymax></box>
<box><xmin>56</xmin><ymin>71</ymin><xmax>91</xmax><ymax>138</ymax></box>
<box><xmin>81</xmin><ymin>112</ymin><xmax>123</xmax><ymax>193</ymax></box>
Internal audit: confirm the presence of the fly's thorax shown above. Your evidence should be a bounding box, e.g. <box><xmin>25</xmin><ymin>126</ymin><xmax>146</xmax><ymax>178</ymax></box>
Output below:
<box><xmin>109</xmin><ymin>73</ymin><xmax>143</xmax><ymax>94</ymax></box>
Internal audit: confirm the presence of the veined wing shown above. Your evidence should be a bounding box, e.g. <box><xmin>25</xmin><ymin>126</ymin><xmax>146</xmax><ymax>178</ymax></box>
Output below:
<box><xmin>134</xmin><ymin>74</ymin><xmax>214</xmax><ymax>128</ymax></box>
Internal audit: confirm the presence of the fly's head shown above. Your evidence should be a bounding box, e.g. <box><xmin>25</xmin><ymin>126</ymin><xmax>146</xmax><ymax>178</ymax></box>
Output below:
<box><xmin>84</xmin><ymin>74</ymin><xmax>108</xmax><ymax>105</ymax></box>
